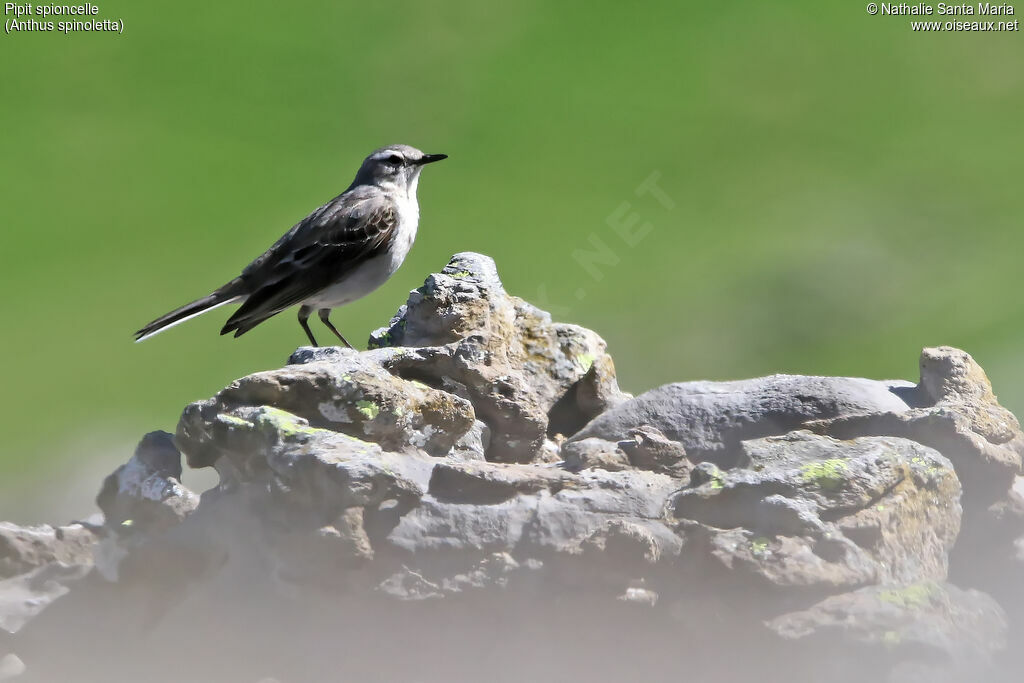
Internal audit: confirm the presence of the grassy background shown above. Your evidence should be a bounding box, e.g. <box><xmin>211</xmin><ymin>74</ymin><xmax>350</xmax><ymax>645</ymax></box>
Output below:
<box><xmin>2</xmin><ymin>1</ymin><xmax>1022</xmax><ymax>515</ymax></box>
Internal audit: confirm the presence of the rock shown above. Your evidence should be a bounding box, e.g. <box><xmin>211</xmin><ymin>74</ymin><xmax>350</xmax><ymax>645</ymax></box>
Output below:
<box><xmin>920</xmin><ymin>346</ymin><xmax>1017</xmax><ymax>431</ymax></box>
<box><xmin>287</xmin><ymin>345</ymin><xmax>353</xmax><ymax>365</ymax></box>
<box><xmin>581</xmin><ymin>519</ymin><xmax>666</xmax><ymax>564</ymax></box>
<box><xmin>178</xmin><ymin>253</ymin><xmax>626</xmax><ymax>470</ymax></box>
<box><xmin>178</xmin><ymin>352</ymin><xmax>477</xmax><ymax>465</ymax></box>
<box><xmin>803</xmin><ymin>347</ymin><xmax>1024</xmax><ymax>615</ymax></box>
<box><xmin>191</xmin><ymin>406</ymin><xmax>430</xmax><ymax>519</ymax></box>
<box><xmin>767</xmin><ymin>582</ymin><xmax>1007</xmax><ymax>682</ymax></box>
<box><xmin>0</xmin><ymin>521</ymin><xmax>94</xmax><ymax>637</ymax></box>
<box><xmin>570</xmin><ymin>374</ymin><xmax>915</xmax><ymax>467</ymax></box>
<box><xmin>670</xmin><ymin>432</ymin><xmax>960</xmax><ymax>591</ymax></box>
<box><xmin>0</xmin><ymin>563</ymin><xmax>91</xmax><ymax>635</ymax></box>
<box><xmin>617</xmin><ymin>425</ymin><xmax>691</xmax><ymax>476</ymax></box>
<box><xmin>561</xmin><ymin>437</ymin><xmax>631</xmax><ymax>472</ymax></box>
<box><xmin>96</xmin><ymin>431</ymin><xmax>198</xmax><ymax>532</ymax></box>
<box><xmin>449</xmin><ymin>419</ymin><xmax>490</xmax><ymax>461</ymax></box>
<box><xmin>808</xmin><ymin>347</ymin><xmax>1023</xmax><ymax>501</ymax></box>
<box><xmin>385</xmin><ymin>465</ymin><xmax>680</xmax><ymax>557</ymax></box>
<box><xmin>370</xmin><ymin>252</ymin><xmax>627</xmax><ymax>462</ymax></box>
<box><xmin>427</xmin><ymin>460</ymin><xmax>571</xmax><ymax>504</ymax></box>
<box><xmin>0</xmin><ymin>523</ymin><xmax>94</xmax><ymax>580</ymax></box>
<box><xmin>5</xmin><ymin>253</ymin><xmax>1024</xmax><ymax>682</ymax></box>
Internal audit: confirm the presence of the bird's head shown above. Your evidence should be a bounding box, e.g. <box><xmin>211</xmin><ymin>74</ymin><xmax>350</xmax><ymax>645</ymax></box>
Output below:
<box><xmin>352</xmin><ymin>144</ymin><xmax>447</xmax><ymax>195</ymax></box>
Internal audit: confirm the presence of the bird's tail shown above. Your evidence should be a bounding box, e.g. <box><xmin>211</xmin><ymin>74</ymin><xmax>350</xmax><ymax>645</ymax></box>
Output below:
<box><xmin>135</xmin><ymin>279</ymin><xmax>247</xmax><ymax>342</ymax></box>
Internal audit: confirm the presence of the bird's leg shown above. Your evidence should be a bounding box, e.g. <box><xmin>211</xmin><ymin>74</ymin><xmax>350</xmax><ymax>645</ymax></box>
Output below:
<box><xmin>298</xmin><ymin>305</ymin><xmax>319</xmax><ymax>346</ymax></box>
<box><xmin>318</xmin><ymin>309</ymin><xmax>354</xmax><ymax>349</ymax></box>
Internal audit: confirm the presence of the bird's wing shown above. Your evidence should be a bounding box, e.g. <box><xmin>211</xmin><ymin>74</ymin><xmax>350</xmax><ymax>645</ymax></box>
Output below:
<box><xmin>221</xmin><ymin>189</ymin><xmax>397</xmax><ymax>336</ymax></box>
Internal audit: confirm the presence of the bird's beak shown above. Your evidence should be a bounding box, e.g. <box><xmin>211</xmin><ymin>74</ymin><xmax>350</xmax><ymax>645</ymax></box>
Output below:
<box><xmin>414</xmin><ymin>153</ymin><xmax>448</xmax><ymax>165</ymax></box>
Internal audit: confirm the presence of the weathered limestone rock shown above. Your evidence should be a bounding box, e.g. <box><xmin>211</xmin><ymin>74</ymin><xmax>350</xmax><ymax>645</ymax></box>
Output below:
<box><xmin>570</xmin><ymin>374</ymin><xmax>916</xmax><ymax>466</ymax></box>
<box><xmin>176</xmin><ymin>255</ymin><xmax>624</xmax><ymax>467</ymax></box>
<box><xmin>768</xmin><ymin>582</ymin><xmax>1007</xmax><ymax>682</ymax></box>
<box><xmin>809</xmin><ymin>346</ymin><xmax>1023</xmax><ymax>500</ymax></box>
<box><xmin>96</xmin><ymin>431</ymin><xmax>198</xmax><ymax>531</ymax></box>
<box><xmin>1</xmin><ymin>254</ymin><xmax>1021</xmax><ymax>683</ymax></box>
<box><xmin>178</xmin><ymin>352</ymin><xmax>477</xmax><ymax>465</ymax></box>
<box><xmin>0</xmin><ymin>521</ymin><xmax>95</xmax><ymax>636</ymax></box>
<box><xmin>0</xmin><ymin>523</ymin><xmax>94</xmax><ymax>581</ymax></box>
<box><xmin>561</xmin><ymin>436</ymin><xmax>632</xmax><ymax>472</ymax></box>
<box><xmin>427</xmin><ymin>460</ymin><xmax>573</xmax><ymax>504</ymax></box>
<box><xmin>670</xmin><ymin>432</ymin><xmax>961</xmax><ymax>591</ymax></box>
<box><xmin>617</xmin><ymin>425</ymin><xmax>691</xmax><ymax>476</ymax></box>
<box><xmin>369</xmin><ymin>252</ymin><xmax>627</xmax><ymax>462</ymax></box>
<box><xmin>803</xmin><ymin>347</ymin><xmax>1024</xmax><ymax>605</ymax></box>
<box><xmin>184</xmin><ymin>406</ymin><xmax>430</xmax><ymax>519</ymax></box>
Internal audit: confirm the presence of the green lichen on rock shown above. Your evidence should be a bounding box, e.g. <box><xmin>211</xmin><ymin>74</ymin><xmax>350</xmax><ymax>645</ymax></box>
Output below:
<box><xmin>367</xmin><ymin>331</ymin><xmax>391</xmax><ymax>350</ymax></box>
<box><xmin>705</xmin><ymin>464</ymin><xmax>726</xmax><ymax>490</ymax></box>
<box><xmin>877</xmin><ymin>582</ymin><xmax>938</xmax><ymax>610</ymax></box>
<box><xmin>800</xmin><ymin>458</ymin><xmax>849</xmax><ymax>491</ymax></box>
<box><xmin>881</xmin><ymin>630</ymin><xmax>902</xmax><ymax>648</ymax></box>
<box><xmin>698</xmin><ymin>463</ymin><xmax>725</xmax><ymax>490</ymax></box>
<box><xmin>216</xmin><ymin>414</ymin><xmax>252</xmax><ymax>428</ymax></box>
<box><xmin>355</xmin><ymin>400</ymin><xmax>380</xmax><ymax>420</ymax></box>
<box><xmin>215</xmin><ymin>408</ymin><xmax>322</xmax><ymax>441</ymax></box>
<box><xmin>255</xmin><ymin>407</ymin><xmax>320</xmax><ymax>438</ymax></box>
<box><xmin>450</xmin><ymin>270</ymin><xmax>471</xmax><ymax>279</ymax></box>
<box><xmin>750</xmin><ymin>536</ymin><xmax>770</xmax><ymax>555</ymax></box>
<box><xmin>574</xmin><ymin>352</ymin><xmax>596</xmax><ymax>374</ymax></box>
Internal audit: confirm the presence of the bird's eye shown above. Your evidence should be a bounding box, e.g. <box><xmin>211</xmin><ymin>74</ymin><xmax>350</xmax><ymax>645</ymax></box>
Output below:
<box><xmin>386</xmin><ymin>155</ymin><xmax>403</xmax><ymax>165</ymax></box>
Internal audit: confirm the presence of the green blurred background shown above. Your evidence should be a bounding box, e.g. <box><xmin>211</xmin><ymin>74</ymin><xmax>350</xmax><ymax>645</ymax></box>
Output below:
<box><xmin>2</xmin><ymin>1</ymin><xmax>1022</xmax><ymax>517</ymax></box>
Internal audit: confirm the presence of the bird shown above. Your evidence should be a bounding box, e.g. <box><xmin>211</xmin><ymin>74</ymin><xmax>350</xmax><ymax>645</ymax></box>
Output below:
<box><xmin>134</xmin><ymin>144</ymin><xmax>447</xmax><ymax>348</ymax></box>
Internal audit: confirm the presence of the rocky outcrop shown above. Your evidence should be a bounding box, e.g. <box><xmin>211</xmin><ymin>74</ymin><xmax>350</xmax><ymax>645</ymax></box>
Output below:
<box><xmin>368</xmin><ymin>253</ymin><xmax>627</xmax><ymax>462</ymax></box>
<box><xmin>570</xmin><ymin>374</ymin><xmax>917</xmax><ymax>466</ymax></box>
<box><xmin>96</xmin><ymin>431</ymin><xmax>198</xmax><ymax>531</ymax></box>
<box><xmin>1</xmin><ymin>253</ymin><xmax>1022</xmax><ymax>683</ymax></box>
<box><xmin>671</xmin><ymin>432</ymin><xmax>961</xmax><ymax>593</ymax></box>
<box><xmin>0</xmin><ymin>524</ymin><xmax>94</xmax><ymax>581</ymax></box>
<box><xmin>0</xmin><ymin>523</ymin><xmax>95</xmax><ymax>636</ymax></box>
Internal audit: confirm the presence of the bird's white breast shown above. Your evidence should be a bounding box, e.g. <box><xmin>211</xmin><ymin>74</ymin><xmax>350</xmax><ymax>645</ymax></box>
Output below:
<box><xmin>388</xmin><ymin>188</ymin><xmax>419</xmax><ymax>273</ymax></box>
<box><xmin>303</xmin><ymin>190</ymin><xmax>419</xmax><ymax>309</ymax></box>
